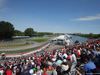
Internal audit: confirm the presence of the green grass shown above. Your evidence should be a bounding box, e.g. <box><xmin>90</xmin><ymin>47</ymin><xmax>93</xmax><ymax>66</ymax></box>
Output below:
<box><xmin>0</xmin><ymin>43</ymin><xmax>47</xmax><ymax>54</ymax></box>
<box><xmin>30</xmin><ymin>37</ymin><xmax>52</xmax><ymax>42</ymax></box>
<box><xmin>0</xmin><ymin>42</ymin><xmax>30</xmax><ymax>47</ymax></box>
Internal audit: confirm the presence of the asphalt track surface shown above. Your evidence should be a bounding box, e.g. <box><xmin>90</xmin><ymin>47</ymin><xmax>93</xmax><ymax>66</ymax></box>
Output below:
<box><xmin>0</xmin><ymin>40</ymin><xmax>50</xmax><ymax>51</ymax></box>
<box><xmin>0</xmin><ymin>40</ymin><xmax>26</xmax><ymax>45</ymax></box>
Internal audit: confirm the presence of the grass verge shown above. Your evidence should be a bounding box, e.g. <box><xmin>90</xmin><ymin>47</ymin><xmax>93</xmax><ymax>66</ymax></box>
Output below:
<box><xmin>0</xmin><ymin>42</ymin><xmax>30</xmax><ymax>47</ymax></box>
<box><xmin>0</xmin><ymin>43</ymin><xmax>47</xmax><ymax>54</ymax></box>
<box><xmin>30</xmin><ymin>37</ymin><xmax>52</xmax><ymax>43</ymax></box>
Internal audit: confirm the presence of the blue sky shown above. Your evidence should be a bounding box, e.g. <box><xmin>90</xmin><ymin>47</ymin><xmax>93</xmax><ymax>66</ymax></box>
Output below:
<box><xmin>0</xmin><ymin>0</ymin><xmax>100</xmax><ymax>34</ymax></box>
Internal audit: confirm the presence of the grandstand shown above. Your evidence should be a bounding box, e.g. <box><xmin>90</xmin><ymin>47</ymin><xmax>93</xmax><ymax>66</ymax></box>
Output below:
<box><xmin>0</xmin><ymin>38</ymin><xmax>100</xmax><ymax>75</ymax></box>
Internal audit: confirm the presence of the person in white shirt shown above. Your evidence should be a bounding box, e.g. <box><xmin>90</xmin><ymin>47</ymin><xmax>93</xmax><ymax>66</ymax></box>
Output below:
<box><xmin>61</xmin><ymin>61</ymin><xmax>69</xmax><ymax>75</ymax></box>
<box><xmin>71</xmin><ymin>52</ymin><xmax>77</xmax><ymax>70</ymax></box>
<box><xmin>63</xmin><ymin>52</ymin><xmax>68</xmax><ymax>59</ymax></box>
<box><xmin>36</xmin><ymin>66</ymin><xmax>43</xmax><ymax>75</ymax></box>
<box><xmin>71</xmin><ymin>52</ymin><xmax>77</xmax><ymax>63</ymax></box>
<box><xmin>0</xmin><ymin>67</ymin><xmax>3</xmax><ymax>75</ymax></box>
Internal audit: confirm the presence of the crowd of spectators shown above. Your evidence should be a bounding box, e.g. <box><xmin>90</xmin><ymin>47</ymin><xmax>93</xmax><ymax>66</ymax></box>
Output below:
<box><xmin>0</xmin><ymin>39</ymin><xmax>100</xmax><ymax>75</ymax></box>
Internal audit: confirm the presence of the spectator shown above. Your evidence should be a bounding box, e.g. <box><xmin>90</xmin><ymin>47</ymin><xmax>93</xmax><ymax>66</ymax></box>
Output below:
<box><xmin>86</xmin><ymin>48</ymin><xmax>91</xmax><ymax>55</ymax></box>
<box><xmin>56</xmin><ymin>57</ymin><xmax>62</xmax><ymax>66</ymax></box>
<box><xmin>67</xmin><ymin>56</ymin><xmax>72</xmax><ymax>70</ymax></box>
<box><xmin>6</xmin><ymin>66</ymin><xmax>12</xmax><ymax>75</ymax></box>
<box><xmin>22</xmin><ymin>65</ymin><xmax>31</xmax><ymax>75</ymax></box>
<box><xmin>29</xmin><ymin>65</ymin><xmax>36</xmax><ymax>75</ymax></box>
<box><xmin>43</xmin><ymin>67</ymin><xmax>47</xmax><ymax>75</ymax></box>
<box><xmin>61</xmin><ymin>61</ymin><xmax>70</xmax><ymax>75</ymax></box>
<box><xmin>36</xmin><ymin>66</ymin><xmax>43</xmax><ymax>75</ymax></box>
<box><xmin>71</xmin><ymin>52</ymin><xmax>77</xmax><ymax>69</ymax></box>
<box><xmin>52</xmin><ymin>64</ymin><xmax>57</xmax><ymax>75</ymax></box>
<box><xmin>90</xmin><ymin>49</ymin><xmax>99</xmax><ymax>58</ymax></box>
<box><xmin>83</xmin><ymin>56</ymin><xmax>96</xmax><ymax>75</ymax></box>
<box><xmin>62</xmin><ymin>52</ymin><xmax>68</xmax><ymax>59</ymax></box>
<box><xmin>0</xmin><ymin>66</ymin><xmax>3</xmax><ymax>75</ymax></box>
<box><xmin>80</xmin><ymin>50</ymin><xmax>87</xmax><ymax>63</ymax></box>
<box><xmin>74</xmin><ymin>49</ymin><xmax>78</xmax><ymax>58</ymax></box>
<box><xmin>45</xmin><ymin>66</ymin><xmax>52</xmax><ymax>75</ymax></box>
<box><xmin>16</xmin><ymin>68</ymin><xmax>22</xmax><ymax>75</ymax></box>
<box><xmin>56</xmin><ymin>66</ymin><xmax>61</xmax><ymax>75</ymax></box>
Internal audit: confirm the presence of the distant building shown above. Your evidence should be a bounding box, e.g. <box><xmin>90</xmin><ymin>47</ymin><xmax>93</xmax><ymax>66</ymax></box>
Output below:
<box><xmin>51</xmin><ymin>35</ymin><xmax>73</xmax><ymax>45</ymax></box>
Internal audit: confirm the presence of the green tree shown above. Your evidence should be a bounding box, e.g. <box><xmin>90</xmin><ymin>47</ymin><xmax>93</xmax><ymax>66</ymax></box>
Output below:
<box><xmin>37</xmin><ymin>32</ymin><xmax>53</xmax><ymax>36</ymax></box>
<box><xmin>14</xmin><ymin>30</ymin><xmax>25</xmax><ymax>36</ymax></box>
<box><xmin>98</xmin><ymin>34</ymin><xmax>100</xmax><ymax>38</ymax></box>
<box><xmin>0</xmin><ymin>21</ymin><xmax>14</xmax><ymax>39</ymax></box>
<box><xmin>89</xmin><ymin>33</ymin><xmax>93</xmax><ymax>38</ymax></box>
<box><xmin>24</xmin><ymin>28</ymin><xmax>35</xmax><ymax>36</ymax></box>
<box><xmin>14</xmin><ymin>30</ymin><xmax>22</xmax><ymax>36</ymax></box>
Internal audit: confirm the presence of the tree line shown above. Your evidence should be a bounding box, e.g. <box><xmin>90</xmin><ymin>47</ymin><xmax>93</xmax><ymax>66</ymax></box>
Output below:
<box><xmin>0</xmin><ymin>21</ymin><xmax>53</xmax><ymax>40</ymax></box>
<box><xmin>72</xmin><ymin>33</ymin><xmax>100</xmax><ymax>39</ymax></box>
<box><xmin>14</xmin><ymin>29</ymin><xmax>53</xmax><ymax>37</ymax></box>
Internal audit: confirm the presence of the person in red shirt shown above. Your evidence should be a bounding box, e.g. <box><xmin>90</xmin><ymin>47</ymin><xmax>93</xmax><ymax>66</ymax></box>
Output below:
<box><xmin>43</xmin><ymin>68</ymin><xmax>47</xmax><ymax>75</ymax></box>
<box><xmin>36</xmin><ymin>61</ymin><xmax>40</xmax><ymax>67</ymax></box>
<box><xmin>6</xmin><ymin>66</ymin><xmax>12</xmax><ymax>75</ymax></box>
<box><xmin>51</xmin><ymin>54</ymin><xmax>54</xmax><ymax>58</ymax></box>
<box><xmin>77</xmin><ymin>51</ymin><xmax>80</xmax><ymax>58</ymax></box>
<box><xmin>38</xmin><ymin>58</ymin><xmax>41</xmax><ymax>63</ymax></box>
<box><xmin>43</xmin><ymin>72</ymin><xmax>48</xmax><ymax>75</ymax></box>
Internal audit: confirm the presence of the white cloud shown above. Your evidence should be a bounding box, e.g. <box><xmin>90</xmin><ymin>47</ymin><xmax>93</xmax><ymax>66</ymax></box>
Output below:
<box><xmin>72</xmin><ymin>14</ymin><xmax>100</xmax><ymax>21</ymax></box>
<box><xmin>88</xmin><ymin>25</ymin><xmax>100</xmax><ymax>27</ymax></box>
